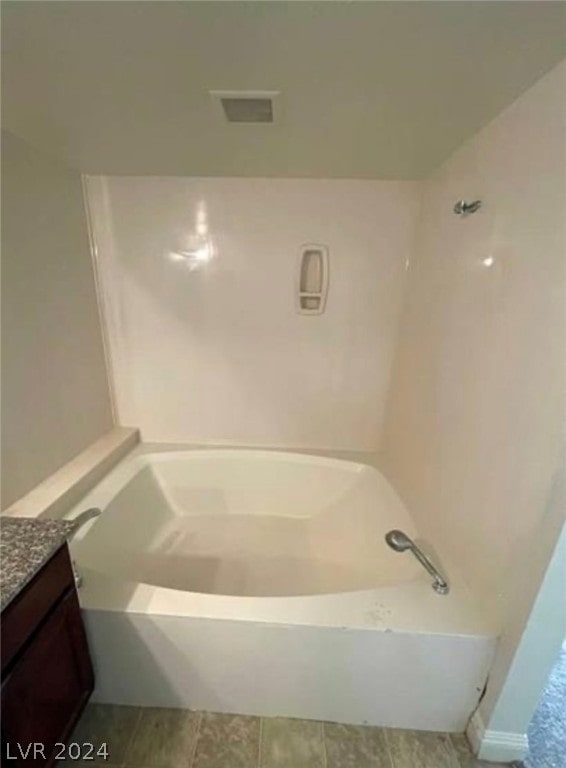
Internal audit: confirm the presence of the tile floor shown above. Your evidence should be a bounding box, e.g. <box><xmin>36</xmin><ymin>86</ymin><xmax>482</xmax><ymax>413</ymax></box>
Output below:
<box><xmin>66</xmin><ymin>704</ymin><xmax>521</xmax><ymax>768</ymax></box>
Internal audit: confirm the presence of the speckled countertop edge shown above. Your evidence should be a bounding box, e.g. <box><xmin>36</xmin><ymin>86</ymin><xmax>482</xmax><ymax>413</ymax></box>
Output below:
<box><xmin>0</xmin><ymin>517</ymin><xmax>78</xmax><ymax>611</ymax></box>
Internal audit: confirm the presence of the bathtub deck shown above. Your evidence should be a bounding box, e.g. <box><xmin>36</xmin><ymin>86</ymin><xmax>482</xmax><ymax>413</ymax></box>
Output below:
<box><xmin>71</xmin><ymin>703</ymin><xmax>512</xmax><ymax>767</ymax></box>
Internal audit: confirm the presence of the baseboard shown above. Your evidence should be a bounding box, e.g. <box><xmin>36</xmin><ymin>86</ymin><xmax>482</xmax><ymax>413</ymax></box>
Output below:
<box><xmin>467</xmin><ymin>710</ymin><xmax>529</xmax><ymax>763</ymax></box>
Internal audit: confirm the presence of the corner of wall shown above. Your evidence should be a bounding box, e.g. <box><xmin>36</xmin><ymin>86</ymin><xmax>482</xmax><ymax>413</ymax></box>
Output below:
<box><xmin>81</xmin><ymin>173</ymin><xmax>118</xmax><ymax>426</ymax></box>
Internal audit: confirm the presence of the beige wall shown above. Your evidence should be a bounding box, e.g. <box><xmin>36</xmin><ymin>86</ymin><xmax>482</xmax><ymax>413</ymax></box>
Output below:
<box><xmin>1</xmin><ymin>131</ymin><xmax>113</xmax><ymax>508</ymax></box>
<box><xmin>382</xmin><ymin>61</ymin><xmax>566</xmax><ymax>614</ymax></box>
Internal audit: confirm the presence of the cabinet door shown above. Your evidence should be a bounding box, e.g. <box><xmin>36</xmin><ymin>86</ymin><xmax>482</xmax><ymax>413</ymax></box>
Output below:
<box><xmin>1</xmin><ymin>589</ymin><xmax>94</xmax><ymax>767</ymax></box>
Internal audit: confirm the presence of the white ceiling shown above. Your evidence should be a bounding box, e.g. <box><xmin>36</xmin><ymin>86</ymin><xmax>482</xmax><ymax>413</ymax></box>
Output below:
<box><xmin>2</xmin><ymin>1</ymin><xmax>565</xmax><ymax>179</ymax></box>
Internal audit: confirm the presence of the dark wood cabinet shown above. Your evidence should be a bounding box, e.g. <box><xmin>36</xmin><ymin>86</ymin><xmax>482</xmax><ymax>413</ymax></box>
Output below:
<box><xmin>1</xmin><ymin>545</ymin><xmax>94</xmax><ymax>767</ymax></box>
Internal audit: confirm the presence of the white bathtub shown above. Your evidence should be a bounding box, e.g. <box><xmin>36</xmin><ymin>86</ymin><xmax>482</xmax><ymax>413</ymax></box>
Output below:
<box><xmin>68</xmin><ymin>447</ymin><xmax>496</xmax><ymax>731</ymax></box>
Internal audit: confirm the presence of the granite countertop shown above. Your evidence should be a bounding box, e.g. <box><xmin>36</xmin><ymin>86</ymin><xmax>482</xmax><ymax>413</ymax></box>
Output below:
<box><xmin>0</xmin><ymin>517</ymin><xmax>78</xmax><ymax>611</ymax></box>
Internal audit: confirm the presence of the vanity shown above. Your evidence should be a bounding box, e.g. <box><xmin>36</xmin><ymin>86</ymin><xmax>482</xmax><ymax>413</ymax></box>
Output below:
<box><xmin>0</xmin><ymin>518</ymin><xmax>93</xmax><ymax>766</ymax></box>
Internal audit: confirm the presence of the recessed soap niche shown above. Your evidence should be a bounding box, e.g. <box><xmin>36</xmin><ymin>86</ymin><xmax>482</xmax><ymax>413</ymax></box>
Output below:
<box><xmin>296</xmin><ymin>244</ymin><xmax>329</xmax><ymax>315</ymax></box>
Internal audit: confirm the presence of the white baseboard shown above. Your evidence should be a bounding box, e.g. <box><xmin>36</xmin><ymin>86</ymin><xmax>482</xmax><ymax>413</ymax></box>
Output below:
<box><xmin>467</xmin><ymin>710</ymin><xmax>529</xmax><ymax>763</ymax></box>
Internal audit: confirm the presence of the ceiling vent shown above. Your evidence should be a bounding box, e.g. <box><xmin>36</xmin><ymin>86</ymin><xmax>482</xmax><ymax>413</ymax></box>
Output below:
<box><xmin>209</xmin><ymin>90</ymin><xmax>281</xmax><ymax>125</ymax></box>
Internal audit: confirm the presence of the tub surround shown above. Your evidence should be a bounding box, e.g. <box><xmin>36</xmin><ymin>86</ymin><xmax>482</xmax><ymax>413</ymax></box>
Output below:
<box><xmin>382</xmin><ymin>60</ymin><xmax>566</xmax><ymax>611</ymax></box>
<box><xmin>0</xmin><ymin>517</ymin><xmax>77</xmax><ymax>610</ymax></box>
<box><xmin>85</xmin><ymin>177</ymin><xmax>420</xmax><ymax>452</ymax></box>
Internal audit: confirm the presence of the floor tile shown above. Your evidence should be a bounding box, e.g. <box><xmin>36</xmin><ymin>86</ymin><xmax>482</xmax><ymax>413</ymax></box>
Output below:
<box><xmin>450</xmin><ymin>734</ymin><xmax>503</xmax><ymax>767</ymax></box>
<box><xmin>125</xmin><ymin>707</ymin><xmax>200</xmax><ymax>768</ymax></box>
<box><xmin>260</xmin><ymin>717</ymin><xmax>325</xmax><ymax>768</ymax></box>
<box><xmin>324</xmin><ymin>722</ymin><xmax>392</xmax><ymax>768</ymax></box>
<box><xmin>450</xmin><ymin>734</ymin><xmax>507</xmax><ymax>768</ymax></box>
<box><xmin>384</xmin><ymin>729</ymin><xmax>459</xmax><ymax>768</ymax></box>
<box><xmin>57</xmin><ymin>764</ymin><xmax>122</xmax><ymax>768</ymax></box>
<box><xmin>57</xmin><ymin>763</ymin><xmax>121</xmax><ymax>767</ymax></box>
<box><xmin>192</xmin><ymin>712</ymin><xmax>260</xmax><ymax>768</ymax></box>
<box><xmin>71</xmin><ymin>703</ymin><xmax>141</xmax><ymax>765</ymax></box>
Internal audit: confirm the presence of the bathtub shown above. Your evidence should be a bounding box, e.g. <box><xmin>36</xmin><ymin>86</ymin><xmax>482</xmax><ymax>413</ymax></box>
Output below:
<box><xmin>67</xmin><ymin>447</ymin><xmax>496</xmax><ymax>731</ymax></box>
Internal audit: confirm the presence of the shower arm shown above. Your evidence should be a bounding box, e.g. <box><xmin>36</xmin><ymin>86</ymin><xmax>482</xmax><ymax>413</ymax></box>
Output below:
<box><xmin>385</xmin><ymin>530</ymin><xmax>449</xmax><ymax>595</ymax></box>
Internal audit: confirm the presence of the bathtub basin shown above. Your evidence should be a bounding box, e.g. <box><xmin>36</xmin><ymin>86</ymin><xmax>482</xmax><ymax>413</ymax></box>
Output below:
<box><xmin>68</xmin><ymin>447</ymin><xmax>496</xmax><ymax>731</ymax></box>
<box><xmin>72</xmin><ymin>449</ymin><xmax>423</xmax><ymax>597</ymax></box>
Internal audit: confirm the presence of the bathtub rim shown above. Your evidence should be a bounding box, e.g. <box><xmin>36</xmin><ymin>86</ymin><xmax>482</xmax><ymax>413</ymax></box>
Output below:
<box><xmin>65</xmin><ymin>444</ymin><xmax>498</xmax><ymax>639</ymax></box>
<box><xmin>68</xmin><ymin>447</ymin><xmax>381</xmax><ymax>515</ymax></box>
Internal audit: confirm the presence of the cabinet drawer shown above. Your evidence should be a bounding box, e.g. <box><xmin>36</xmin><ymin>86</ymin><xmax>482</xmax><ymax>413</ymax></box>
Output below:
<box><xmin>1</xmin><ymin>545</ymin><xmax>74</xmax><ymax>674</ymax></box>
